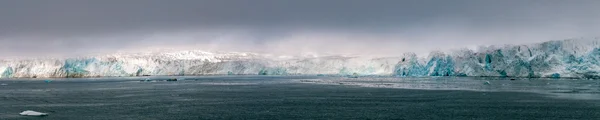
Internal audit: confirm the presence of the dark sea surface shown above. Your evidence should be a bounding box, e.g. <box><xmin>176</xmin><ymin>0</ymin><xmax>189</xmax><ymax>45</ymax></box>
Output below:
<box><xmin>0</xmin><ymin>76</ymin><xmax>599</xmax><ymax>120</ymax></box>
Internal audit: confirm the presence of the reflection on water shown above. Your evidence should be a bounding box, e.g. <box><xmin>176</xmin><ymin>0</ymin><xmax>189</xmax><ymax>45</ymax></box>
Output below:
<box><xmin>1</xmin><ymin>76</ymin><xmax>599</xmax><ymax>101</ymax></box>
<box><xmin>300</xmin><ymin>77</ymin><xmax>600</xmax><ymax>100</ymax></box>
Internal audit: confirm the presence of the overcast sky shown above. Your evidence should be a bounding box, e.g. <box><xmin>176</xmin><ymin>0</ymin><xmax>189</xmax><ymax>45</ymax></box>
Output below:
<box><xmin>0</xmin><ymin>0</ymin><xmax>599</xmax><ymax>58</ymax></box>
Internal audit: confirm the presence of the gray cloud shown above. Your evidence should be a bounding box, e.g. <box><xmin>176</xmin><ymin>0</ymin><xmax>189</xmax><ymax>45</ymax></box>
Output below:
<box><xmin>0</xmin><ymin>0</ymin><xmax>599</xmax><ymax>58</ymax></box>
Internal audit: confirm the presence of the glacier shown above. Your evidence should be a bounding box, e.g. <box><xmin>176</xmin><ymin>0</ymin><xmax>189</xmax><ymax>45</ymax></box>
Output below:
<box><xmin>1</xmin><ymin>38</ymin><xmax>600</xmax><ymax>78</ymax></box>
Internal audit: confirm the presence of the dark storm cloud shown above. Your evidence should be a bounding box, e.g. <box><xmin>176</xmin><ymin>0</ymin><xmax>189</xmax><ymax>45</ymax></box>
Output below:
<box><xmin>0</xmin><ymin>0</ymin><xmax>599</xmax><ymax>58</ymax></box>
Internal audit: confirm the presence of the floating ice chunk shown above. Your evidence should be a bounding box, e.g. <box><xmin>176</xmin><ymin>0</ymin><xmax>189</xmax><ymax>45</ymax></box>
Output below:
<box><xmin>20</xmin><ymin>110</ymin><xmax>48</xmax><ymax>116</ymax></box>
<box><xmin>0</xmin><ymin>83</ymin><xmax>7</xmax><ymax>86</ymax></box>
<box><xmin>484</xmin><ymin>81</ymin><xmax>491</xmax><ymax>85</ymax></box>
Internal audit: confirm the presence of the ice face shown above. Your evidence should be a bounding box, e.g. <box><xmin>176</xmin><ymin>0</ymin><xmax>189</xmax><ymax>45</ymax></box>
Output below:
<box><xmin>1</xmin><ymin>39</ymin><xmax>600</xmax><ymax>78</ymax></box>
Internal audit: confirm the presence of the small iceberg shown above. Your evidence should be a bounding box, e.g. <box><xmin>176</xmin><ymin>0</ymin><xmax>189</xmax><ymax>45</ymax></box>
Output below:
<box><xmin>20</xmin><ymin>110</ymin><xmax>48</xmax><ymax>116</ymax></box>
<box><xmin>484</xmin><ymin>81</ymin><xmax>491</xmax><ymax>85</ymax></box>
<box><xmin>44</xmin><ymin>80</ymin><xmax>52</xmax><ymax>83</ymax></box>
<box><xmin>0</xmin><ymin>83</ymin><xmax>7</xmax><ymax>86</ymax></box>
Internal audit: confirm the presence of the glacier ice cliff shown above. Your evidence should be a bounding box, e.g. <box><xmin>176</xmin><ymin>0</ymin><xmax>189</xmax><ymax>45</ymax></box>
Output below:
<box><xmin>1</xmin><ymin>39</ymin><xmax>600</xmax><ymax>78</ymax></box>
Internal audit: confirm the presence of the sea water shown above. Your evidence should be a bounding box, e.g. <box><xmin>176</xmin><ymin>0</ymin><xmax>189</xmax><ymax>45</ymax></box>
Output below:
<box><xmin>0</xmin><ymin>76</ymin><xmax>599</xmax><ymax>119</ymax></box>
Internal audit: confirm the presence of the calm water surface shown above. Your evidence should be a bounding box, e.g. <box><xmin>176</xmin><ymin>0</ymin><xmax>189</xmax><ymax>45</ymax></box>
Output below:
<box><xmin>0</xmin><ymin>76</ymin><xmax>599</xmax><ymax>120</ymax></box>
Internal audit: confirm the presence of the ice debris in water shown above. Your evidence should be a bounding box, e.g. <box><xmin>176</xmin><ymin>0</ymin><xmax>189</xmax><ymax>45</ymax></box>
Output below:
<box><xmin>0</xmin><ymin>83</ymin><xmax>7</xmax><ymax>86</ymax></box>
<box><xmin>44</xmin><ymin>80</ymin><xmax>52</xmax><ymax>83</ymax></box>
<box><xmin>140</xmin><ymin>78</ymin><xmax>153</xmax><ymax>82</ymax></box>
<box><xmin>484</xmin><ymin>81</ymin><xmax>491</xmax><ymax>85</ymax></box>
<box><xmin>20</xmin><ymin>110</ymin><xmax>48</xmax><ymax>116</ymax></box>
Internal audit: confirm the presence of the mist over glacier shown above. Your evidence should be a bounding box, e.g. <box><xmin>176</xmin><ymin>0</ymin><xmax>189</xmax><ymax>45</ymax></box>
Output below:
<box><xmin>1</xmin><ymin>38</ymin><xmax>600</xmax><ymax>78</ymax></box>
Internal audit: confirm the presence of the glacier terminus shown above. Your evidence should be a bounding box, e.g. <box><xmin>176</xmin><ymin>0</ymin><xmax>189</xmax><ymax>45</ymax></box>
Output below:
<box><xmin>2</xmin><ymin>39</ymin><xmax>600</xmax><ymax>79</ymax></box>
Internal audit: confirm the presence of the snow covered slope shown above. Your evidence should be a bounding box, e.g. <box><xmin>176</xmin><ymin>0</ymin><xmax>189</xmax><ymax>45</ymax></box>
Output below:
<box><xmin>1</xmin><ymin>38</ymin><xmax>600</xmax><ymax>78</ymax></box>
